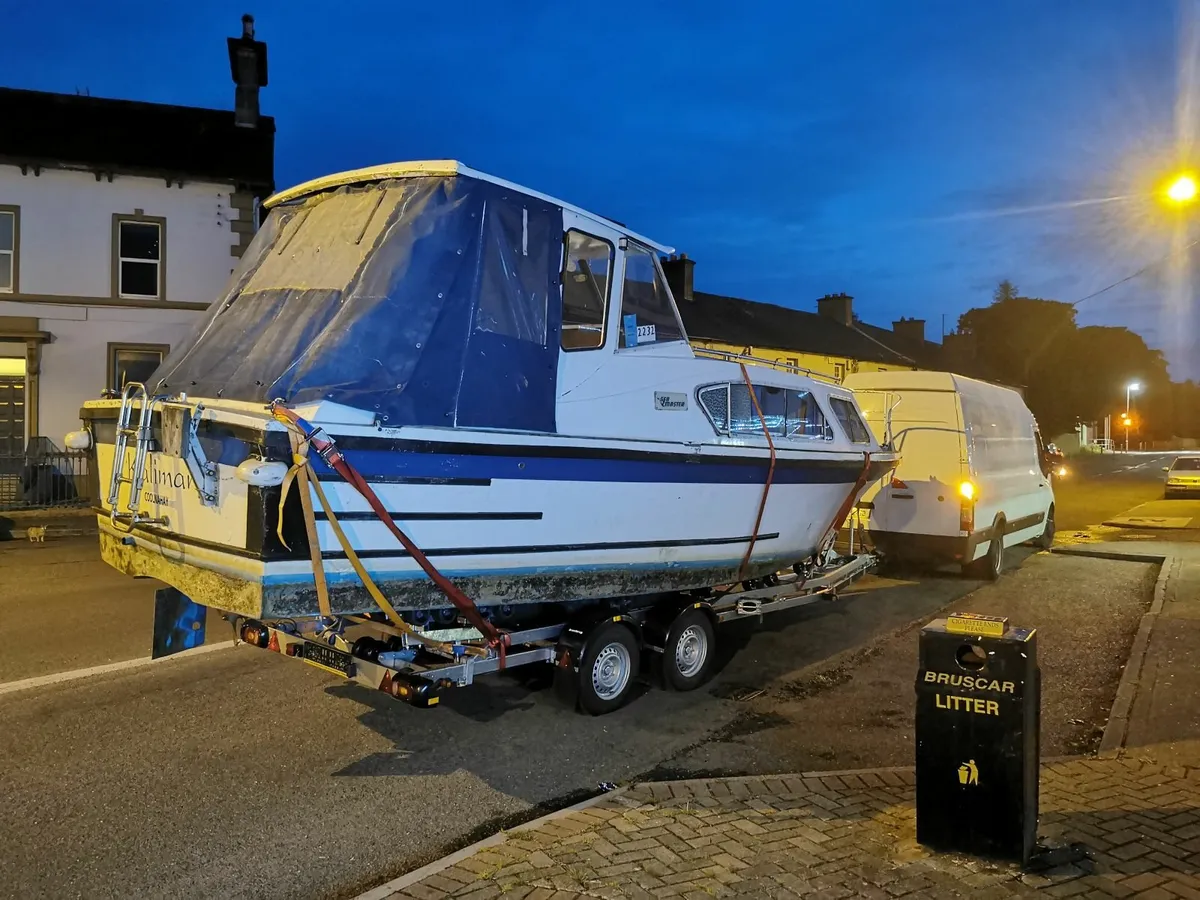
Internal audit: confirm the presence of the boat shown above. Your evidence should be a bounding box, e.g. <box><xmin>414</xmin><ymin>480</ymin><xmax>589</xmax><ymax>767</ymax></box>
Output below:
<box><xmin>69</xmin><ymin>160</ymin><xmax>898</xmax><ymax>629</ymax></box>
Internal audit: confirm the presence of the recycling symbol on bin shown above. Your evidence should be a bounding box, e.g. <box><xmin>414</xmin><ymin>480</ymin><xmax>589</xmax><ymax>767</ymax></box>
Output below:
<box><xmin>957</xmin><ymin>759</ymin><xmax>980</xmax><ymax>786</ymax></box>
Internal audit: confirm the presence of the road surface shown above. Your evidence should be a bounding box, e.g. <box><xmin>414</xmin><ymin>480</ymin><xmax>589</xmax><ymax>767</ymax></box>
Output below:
<box><xmin>0</xmin><ymin>452</ymin><xmax>1185</xmax><ymax>900</ymax></box>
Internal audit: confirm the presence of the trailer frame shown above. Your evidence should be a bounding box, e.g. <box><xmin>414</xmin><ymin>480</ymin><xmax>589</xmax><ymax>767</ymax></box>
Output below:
<box><xmin>215</xmin><ymin>549</ymin><xmax>879</xmax><ymax>715</ymax></box>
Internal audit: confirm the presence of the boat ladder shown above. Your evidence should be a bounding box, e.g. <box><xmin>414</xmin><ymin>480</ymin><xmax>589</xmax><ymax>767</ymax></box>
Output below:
<box><xmin>107</xmin><ymin>382</ymin><xmax>168</xmax><ymax>530</ymax></box>
<box><xmin>106</xmin><ymin>384</ymin><xmax>221</xmax><ymax>530</ymax></box>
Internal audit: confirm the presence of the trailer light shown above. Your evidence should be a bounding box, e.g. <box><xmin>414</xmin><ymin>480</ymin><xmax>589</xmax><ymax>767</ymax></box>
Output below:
<box><xmin>240</xmin><ymin>622</ymin><xmax>270</xmax><ymax>648</ymax></box>
<box><xmin>64</xmin><ymin>430</ymin><xmax>93</xmax><ymax>450</ymax></box>
<box><xmin>890</xmin><ymin>477</ymin><xmax>909</xmax><ymax>490</ymax></box>
<box><xmin>235</xmin><ymin>459</ymin><xmax>290</xmax><ymax>487</ymax></box>
<box><xmin>285</xmin><ymin>643</ymin><xmax>302</xmax><ymax>657</ymax></box>
<box><xmin>958</xmin><ymin>481</ymin><xmax>976</xmax><ymax>501</ymax></box>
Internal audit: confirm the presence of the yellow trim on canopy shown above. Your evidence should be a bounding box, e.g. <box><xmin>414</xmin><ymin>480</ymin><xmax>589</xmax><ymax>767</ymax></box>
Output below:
<box><xmin>264</xmin><ymin>160</ymin><xmax>462</xmax><ymax>209</ymax></box>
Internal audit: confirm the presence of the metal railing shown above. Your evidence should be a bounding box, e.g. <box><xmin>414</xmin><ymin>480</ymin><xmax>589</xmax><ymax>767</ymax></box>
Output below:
<box><xmin>690</xmin><ymin>347</ymin><xmax>845</xmax><ymax>385</ymax></box>
<box><xmin>0</xmin><ymin>445</ymin><xmax>94</xmax><ymax>511</ymax></box>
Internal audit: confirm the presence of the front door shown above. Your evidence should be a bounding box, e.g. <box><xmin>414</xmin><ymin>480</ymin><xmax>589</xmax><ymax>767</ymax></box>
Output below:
<box><xmin>0</xmin><ymin>374</ymin><xmax>24</xmax><ymax>456</ymax></box>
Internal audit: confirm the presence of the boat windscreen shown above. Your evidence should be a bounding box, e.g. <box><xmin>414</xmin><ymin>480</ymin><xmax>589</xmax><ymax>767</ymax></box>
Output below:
<box><xmin>152</xmin><ymin>175</ymin><xmax>564</xmax><ymax>432</ymax></box>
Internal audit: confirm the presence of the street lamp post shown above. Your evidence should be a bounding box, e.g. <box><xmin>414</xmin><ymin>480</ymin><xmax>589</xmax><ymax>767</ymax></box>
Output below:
<box><xmin>1124</xmin><ymin>383</ymin><xmax>1141</xmax><ymax>452</ymax></box>
<box><xmin>1126</xmin><ymin>382</ymin><xmax>1140</xmax><ymax>413</ymax></box>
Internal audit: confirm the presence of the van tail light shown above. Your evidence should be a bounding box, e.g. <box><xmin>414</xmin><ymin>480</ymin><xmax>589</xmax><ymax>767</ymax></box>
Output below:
<box><xmin>960</xmin><ymin>497</ymin><xmax>974</xmax><ymax>532</ymax></box>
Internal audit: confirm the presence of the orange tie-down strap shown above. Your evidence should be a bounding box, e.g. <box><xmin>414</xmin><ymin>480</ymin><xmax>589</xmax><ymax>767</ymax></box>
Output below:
<box><xmin>821</xmin><ymin>451</ymin><xmax>874</xmax><ymax>552</ymax></box>
<box><xmin>271</xmin><ymin>403</ymin><xmax>510</xmax><ymax>665</ymax></box>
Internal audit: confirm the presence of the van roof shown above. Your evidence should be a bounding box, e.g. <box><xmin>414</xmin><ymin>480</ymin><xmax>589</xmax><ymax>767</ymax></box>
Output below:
<box><xmin>843</xmin><ymin>369</ymin><xmax>1022</xmax><ymax>397</ymax></box>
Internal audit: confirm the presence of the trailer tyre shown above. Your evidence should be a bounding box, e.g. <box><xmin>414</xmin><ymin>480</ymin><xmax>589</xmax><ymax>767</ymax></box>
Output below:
<box><xmin>663</xmin><ymin>608</ymin><xmax>716</xmax><ymax>691</ymax></box>
<box><xmin>575</xmin><ymin>621</ymin><xmax>641</xmax><ymax>716</ymax></box>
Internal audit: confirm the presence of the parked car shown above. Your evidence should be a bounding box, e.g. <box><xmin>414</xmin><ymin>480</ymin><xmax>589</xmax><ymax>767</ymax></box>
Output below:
<box><xmin>846</xmin><ymin>370</ymin><xmax>1056</xmax><ymax>581</ymax></box>
<box><xmin>1164</xmin><ymin>455</ymin><xmax>1200</xmax><ymax>498</ymax></box>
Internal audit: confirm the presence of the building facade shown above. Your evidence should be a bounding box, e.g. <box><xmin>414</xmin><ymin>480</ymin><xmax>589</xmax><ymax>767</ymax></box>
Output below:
<box><xmin>660</xmin><ymin>256</ymin><xmax>929</xmax><ymax>382</ymax></box>
<box><xmin>0</xmin><ymin>16</ymin><xmax>273</xmax><ymax>460</ymax></box>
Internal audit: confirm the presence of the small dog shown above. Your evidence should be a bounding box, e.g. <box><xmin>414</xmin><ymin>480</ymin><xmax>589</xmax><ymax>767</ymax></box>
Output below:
<box><xmin>26</xmin><ymin>525</ymin><xmax>47</xmax><ymax>543</ymax></box>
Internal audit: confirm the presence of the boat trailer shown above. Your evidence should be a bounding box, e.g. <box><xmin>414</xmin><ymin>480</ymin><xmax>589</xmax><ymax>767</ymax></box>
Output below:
<box><xmin>190</xmin><ymin>550</ymin><xmax>878</xmax><ymax>716</ymax></box>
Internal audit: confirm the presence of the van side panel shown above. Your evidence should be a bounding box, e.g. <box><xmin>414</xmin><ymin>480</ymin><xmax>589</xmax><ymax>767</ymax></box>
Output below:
<box><xmin>955</xmin><ymin>376</ymin><xmax>1049</xmax><ymax>548</ymax></box>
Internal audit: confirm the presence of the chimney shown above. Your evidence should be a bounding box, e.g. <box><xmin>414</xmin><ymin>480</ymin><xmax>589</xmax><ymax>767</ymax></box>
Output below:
<box><xmin>892</xmin><ymin>317</ymin><xmax>926</xmax><ymax>344</ymax></box>
<box><xmin>816</xmin><ymin>292</ymin><xmax>853</xmax><ymax>327</ymax></box>
<box><xmin>660</xmin><ymin>252</ymin><xmax>695</xmax><ymax>303</ymax></box>
<box><xmin>228</xmin><ymin>14</ymin><xmax>269</xmax><ymax>128</ymax></box>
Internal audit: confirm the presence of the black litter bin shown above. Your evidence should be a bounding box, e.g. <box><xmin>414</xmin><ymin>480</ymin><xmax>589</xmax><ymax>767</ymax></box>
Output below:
<box><xmin>915</xmin><ymin>613</ymin><xmax>1040</xmax><ymax>865</ymax></box>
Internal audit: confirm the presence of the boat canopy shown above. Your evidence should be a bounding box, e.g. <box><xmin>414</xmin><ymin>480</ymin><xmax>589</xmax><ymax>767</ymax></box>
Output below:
<box><xmin>152</xmin><ymin>173</ymin><xmax>564</xmax><ymax>432</ymax></box>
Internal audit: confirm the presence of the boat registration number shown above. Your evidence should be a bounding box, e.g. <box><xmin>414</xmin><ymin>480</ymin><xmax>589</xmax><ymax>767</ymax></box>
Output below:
<box><xmin>300</xmin><ymin>642</ymin><xmax>354</xmax><ymax>677</ymax></box>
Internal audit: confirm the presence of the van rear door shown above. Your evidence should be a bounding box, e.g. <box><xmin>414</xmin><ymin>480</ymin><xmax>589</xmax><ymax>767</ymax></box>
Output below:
<box><xmin>857</xmin><ymin>388</ymin><xmax>964</xmax><ymax>538</ymax></box>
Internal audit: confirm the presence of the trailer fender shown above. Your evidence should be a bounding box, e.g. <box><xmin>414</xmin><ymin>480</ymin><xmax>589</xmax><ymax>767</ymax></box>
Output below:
<box><xmin>641</xmin><ymin>599</ymin><xmax>716</xmax><ymax>653</ymax></box>
<box><xmin>554</xmin><ymin>610</ymin><xmax>643</xmax><ymax>674</ymax></box>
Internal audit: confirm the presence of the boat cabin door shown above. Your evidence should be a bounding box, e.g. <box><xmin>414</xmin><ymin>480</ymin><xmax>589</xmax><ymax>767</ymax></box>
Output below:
<box><xmin>556</xmin><ymin>211</ymin><xmax>624</xmax><ymax>397</ymax></box>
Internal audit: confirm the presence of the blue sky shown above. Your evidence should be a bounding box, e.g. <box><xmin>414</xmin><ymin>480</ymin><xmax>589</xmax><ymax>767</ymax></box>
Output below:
<box><xmin>5</xmin><ymin>0</ymin><xmax>1199</xmax><ymax>378</ymax></box>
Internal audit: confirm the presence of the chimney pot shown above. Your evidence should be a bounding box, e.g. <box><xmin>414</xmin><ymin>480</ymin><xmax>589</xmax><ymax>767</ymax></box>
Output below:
<box><xmin>892</xmin><ymin>317</ymin><xmax>926</xmax><ymax>344</ymax></box>
<box><xmin>816</xmin><ymin>292</ymin><xmax>854</xmax><ymax>327</ymax></box>
<box><xmin>661</xmin><ymin>253</ymin><xmax>696</xmax><ymax>304</ymax></box>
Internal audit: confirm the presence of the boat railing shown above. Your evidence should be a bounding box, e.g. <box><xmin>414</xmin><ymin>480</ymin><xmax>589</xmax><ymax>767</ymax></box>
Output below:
<box><xmin>691</xmin><ymin>347</ymin><xmax>844</xmax><ymax>386</ymax></box>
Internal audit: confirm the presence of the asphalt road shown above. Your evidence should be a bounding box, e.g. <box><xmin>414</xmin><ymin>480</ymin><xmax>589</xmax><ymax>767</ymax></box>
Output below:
<box><xmin>0</xmin><ymin>451</ymin><xmax>1187</xmax><ymax>900</ymax></box>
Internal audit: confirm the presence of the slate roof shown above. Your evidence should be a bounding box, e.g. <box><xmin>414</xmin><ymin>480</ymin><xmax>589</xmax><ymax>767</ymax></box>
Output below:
<box><xmin>0</xmin><ymin>87</ymin><xmax>275</xmax><ymax>192</ymax></box>
<box><xmin>855</xmin><ymin>321</ymin><xmax>946</xmax><ymax>369</ymax></box>
<box><xmin>679</xmin><ymin>291</ymin><xmax>922</xmax><ymax>368</ymax></box>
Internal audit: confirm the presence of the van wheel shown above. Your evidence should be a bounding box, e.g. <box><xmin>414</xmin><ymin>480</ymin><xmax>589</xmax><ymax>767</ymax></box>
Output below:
<box><xmin>1034</xmin><ymin>505</ymin><xmax>1055</xmax><ymax>550</ymax></box>
<box><xmin>965</xmin><ymin>519</ymin><xmax>1005</xmax><ymax>581</ymax></box>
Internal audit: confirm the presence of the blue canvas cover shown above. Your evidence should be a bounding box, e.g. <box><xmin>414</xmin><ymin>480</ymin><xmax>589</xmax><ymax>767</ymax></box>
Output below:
<box><xmin>153</xmin><ymin>175</ymin><xmax>563</xmax><ymax>433</ymax></box>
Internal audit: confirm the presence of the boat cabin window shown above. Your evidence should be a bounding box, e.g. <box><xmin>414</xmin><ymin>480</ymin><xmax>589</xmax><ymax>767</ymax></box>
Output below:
<box><xmin>829</xmin><ymin>396</ymin><xmax>872</xmax><ymax>443</ymax></box>
<box><xmin>618</xmin><ymin>242</ymin><xmax>685</xmax><ymax>348</ymax></box>
<box><xmin>561</xmin><ymin>230</ymin><xmax>613</xmax><ymax>351</ymax></box>
<box><xmin>699</xmin><ymin>383</ymin><xmax>832</xmax><ymax>440</ymax></box>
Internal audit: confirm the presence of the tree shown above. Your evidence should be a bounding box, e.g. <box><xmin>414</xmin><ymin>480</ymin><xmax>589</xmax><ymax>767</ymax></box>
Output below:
<box><xmin>993</xmin><ymin>280</ymin><xmax>1019</xmax><ymax>304</ymax></box>
<box><xmin>952</xmin><ymin>281</ymin><xmax>1184</xmax><ymax>438</ymax></box>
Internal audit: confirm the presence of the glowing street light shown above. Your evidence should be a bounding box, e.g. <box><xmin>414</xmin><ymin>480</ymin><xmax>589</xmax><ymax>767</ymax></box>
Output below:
<box><xmin>1167</xmin><ymin>174</ymin><xmax>1198</xmax><ymax>203</ymax></box>
<box><xmin>1126</xmin><ymin>381</ymin><xmax>1141</xmax><ymax>412</ymax></box>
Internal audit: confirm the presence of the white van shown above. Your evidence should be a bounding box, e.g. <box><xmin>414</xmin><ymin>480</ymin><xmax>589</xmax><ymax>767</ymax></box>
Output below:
<box><xmin>843</xmin><ymin>371</ymin><xmax>1055</xmax><ymax>579</ymax></box>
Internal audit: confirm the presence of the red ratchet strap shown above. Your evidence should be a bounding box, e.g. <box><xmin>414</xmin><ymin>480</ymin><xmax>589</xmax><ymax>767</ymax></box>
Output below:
<box><xmin>736</xmin><ymin>363</ymin><xmax>778</xmax><ymax>583</ymax></box>
<box><xmin>270</xmin><ymin>403</ymin><xmax>510</xmax><ymax>663</ymax></box>
<box><xmin>821</xmin><ymin>451</ymin><xmax>873</xmax><ymax>551</ymax></box>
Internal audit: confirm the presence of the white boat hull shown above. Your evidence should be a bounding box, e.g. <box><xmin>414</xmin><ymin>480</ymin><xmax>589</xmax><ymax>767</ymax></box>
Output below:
<box><xmin>88</xmin><ymin>415</ymin><xmax>891</xmax><ymax>619</ymax></box>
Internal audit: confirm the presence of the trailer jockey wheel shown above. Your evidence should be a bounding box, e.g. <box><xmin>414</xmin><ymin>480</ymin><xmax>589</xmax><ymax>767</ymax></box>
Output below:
<box><xmin>662</xmin><ymin>608</ymin><xmax>716</xmax><ymax>692</ymax></box>
<box><xmin>571</xmin><ymin>621</ymin><xmax>641</xmax><ymax>716</ymax></box>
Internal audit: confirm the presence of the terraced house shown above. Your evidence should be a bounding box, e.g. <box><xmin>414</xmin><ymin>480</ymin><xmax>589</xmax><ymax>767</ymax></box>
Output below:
<box><xmin>660</xmin><ymin>255</ymin><xmax>945</xmax><ymax>382</ymax></box>
<box><xmin>0</xmin><ymin>16</ymin><xmax>273</xmax><ymax>506</ymax></box>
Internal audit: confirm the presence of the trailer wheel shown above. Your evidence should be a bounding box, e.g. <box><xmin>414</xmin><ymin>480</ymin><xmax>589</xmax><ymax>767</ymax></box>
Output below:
<box><xmin>663</xmin><ymin>608</ymin><xmax>715</xmax><ymax>691</ymax></box>
<box><xmin>574</xmin><ymin>621</ymin><xmax>640</xmax><ymax>715</ymax></box>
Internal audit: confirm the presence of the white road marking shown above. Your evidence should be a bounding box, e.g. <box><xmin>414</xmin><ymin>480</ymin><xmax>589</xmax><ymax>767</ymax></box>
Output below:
<box><xmin>0</xmin><ymin>641</ymin><xmax>235</xmax><ymax>698</ymax></box>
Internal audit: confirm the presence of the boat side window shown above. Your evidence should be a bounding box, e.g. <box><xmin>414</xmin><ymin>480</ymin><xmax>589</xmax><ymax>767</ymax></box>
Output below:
<box><xmin>699</xmin><ymin>382</ymin><xmax>831</xmax><ymax>440</ymax></box>
<box><xmin>829</xmin><ymin>396</ymin><xmax>872</xmax><ymax>443</ymax></box>
<box><xmin>561</xmin><ymin>230</ymin><xmax>613</xmax><ymax>351</ymax></box>
<box><xmin>618</xmin><ymin>241</ymin><xmax>685</xmax><ymax>348</ymax></box>
<box><xmin>786</xmin><ymin>390</ymin><xmax>830</xmax><ymax>439</ymax></box>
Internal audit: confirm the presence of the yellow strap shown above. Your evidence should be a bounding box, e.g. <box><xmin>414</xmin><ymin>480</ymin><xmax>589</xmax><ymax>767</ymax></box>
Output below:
<box><xmin>307</xmin><ymin>467</ymin><xmax>481</xmax><ymax>657</ymax></box>
<box><xmin>275</xmin><ymin>420</ymin><xmax>486</xmax><ymax>658</ymax></box>
<box><xmin>287</xmin><ymin>430</ymin><xmax>332</xmax><ymax>618</ymax></box>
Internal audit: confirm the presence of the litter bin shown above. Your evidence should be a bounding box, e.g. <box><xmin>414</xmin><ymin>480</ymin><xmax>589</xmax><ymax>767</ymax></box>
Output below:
<box><xmin>915</xmin><ymin>613</ymin><xmax>1040</xmax><ymax>865</ymax></box>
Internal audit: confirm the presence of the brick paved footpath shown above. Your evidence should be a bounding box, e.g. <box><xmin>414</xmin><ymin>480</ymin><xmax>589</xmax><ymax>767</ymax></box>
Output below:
<box><xmin>371</xmin><ymin>759</ymin><xmax>1200</xmax><ymax>900</ymax></box>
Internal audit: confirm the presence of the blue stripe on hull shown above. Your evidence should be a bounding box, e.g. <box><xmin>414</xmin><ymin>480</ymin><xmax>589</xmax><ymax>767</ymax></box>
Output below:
<box><xmin>311</xmin><ymin>448</ymin><xmax>864</xmax><ymax>485</ymax></box>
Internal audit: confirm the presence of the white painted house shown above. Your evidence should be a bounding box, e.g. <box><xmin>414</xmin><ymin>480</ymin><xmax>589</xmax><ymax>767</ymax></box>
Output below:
<box><xmin>0</xmin><ymin>16</ymin><xmax>273</xmax><ymax>479</ymax></box>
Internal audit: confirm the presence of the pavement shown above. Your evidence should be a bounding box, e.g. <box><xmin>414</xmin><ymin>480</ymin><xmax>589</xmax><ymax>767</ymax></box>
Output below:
<box><xmin>1</xmin><ymin>451</ymin><xmax>1196</xmax><ymax>900</ymax></box>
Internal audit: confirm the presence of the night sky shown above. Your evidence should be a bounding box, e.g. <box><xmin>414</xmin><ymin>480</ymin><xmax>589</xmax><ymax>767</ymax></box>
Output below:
<box><xmin>5</xmin><ymin>1</ymin><xmax>1199</xmax><ymax>379</ymax></box>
